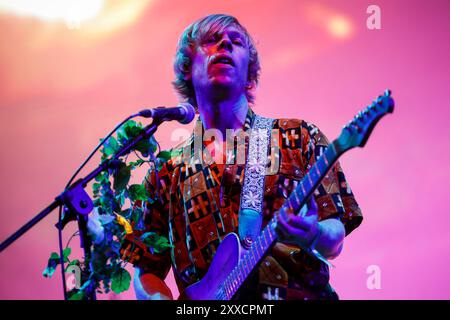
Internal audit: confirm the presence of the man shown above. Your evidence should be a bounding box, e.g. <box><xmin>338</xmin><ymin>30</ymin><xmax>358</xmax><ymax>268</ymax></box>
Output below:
<box><xmin>121</xmin><ymin>14</ymin><xmax>362</xmax><ymax>300</ymax></box>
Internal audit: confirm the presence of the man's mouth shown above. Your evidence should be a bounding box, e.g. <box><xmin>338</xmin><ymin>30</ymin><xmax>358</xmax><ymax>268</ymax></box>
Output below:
<box><xmin>211</xmin><ymin>55</ymin><xmax>234</xmax><ymax>66</ymax></box>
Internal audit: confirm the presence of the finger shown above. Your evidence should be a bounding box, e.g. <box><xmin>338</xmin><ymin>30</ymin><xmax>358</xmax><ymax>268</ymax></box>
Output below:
<box><xmin>276</xmin><ymin>218</ymin><xmax>309</xmax><ymax>244</ymax></box>
<box><xmin>276</xmin><ymin>212</ymin><xmax>297</xmax><ymax>235</ymax></box>
<box><xmin>285</xmin><ymin>214</ymin><xmax>310</xmax><ymax>231</ymax></box>
<box><xmin>303</xmin><ymin>197</ymin><xmax>318</xmax><ymax>217</ymax></box>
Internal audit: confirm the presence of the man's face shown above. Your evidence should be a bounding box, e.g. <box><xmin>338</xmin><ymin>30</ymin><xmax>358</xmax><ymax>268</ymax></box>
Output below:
<box><xmin>190</xmin><ymin>25</ymin><xmax>250</xmax><ymax>98</ymax></box>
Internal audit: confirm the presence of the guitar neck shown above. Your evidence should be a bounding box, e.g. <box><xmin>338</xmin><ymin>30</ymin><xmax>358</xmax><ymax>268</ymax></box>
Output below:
<box><xmin>282</xmin><ymin>141</ymin><xmax>341</xmax><ymax>213</ymax></box>
<box><xmin>218</xmin><ymin>141</ymin><xmax>341</xmax><ymax>300</ymax></box>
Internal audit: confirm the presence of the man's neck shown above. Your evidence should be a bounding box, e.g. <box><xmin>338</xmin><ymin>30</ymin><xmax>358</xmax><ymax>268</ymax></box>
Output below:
<box><xmin>197</xmin><ymin>93</ymin><xmax>249</xmax><ymax>139</ymax></box>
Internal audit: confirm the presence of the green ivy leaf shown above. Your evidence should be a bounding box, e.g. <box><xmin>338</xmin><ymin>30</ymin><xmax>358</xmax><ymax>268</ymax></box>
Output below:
<box><xmin>111</xmin><ymin>268</ymin><xmax>131</xmax><ymax>294</ymax></box>
<box><xmin>157</xmin><ymin>150</ymin><xmax>172</xmax><ymax>162</ymax></box>
<box><xmin>113</xmin><ymin>162</ymin><xmax>131</xmax><ymax>193</ymax></box>
<box><xmin>95</xmin><ymin>172</ymin><xmax>108</xmax><ymax>184</ymax></box>
<box><xmin>103</xmin><ymin>136</ymin><xmax>120</xmax><ymax>157</ymax></box>
<box><xmin>43</xmin><ymin>248</ymin><xmax>71</xmax><ymax>278</ymax></box>
<box><xmin>134</xmin><ymin>139</ymin><xmax>152</xmax><ymax>156</ymax></box>
<box><xmin>128</xmin><ymin>184</ymin><xmax>149</xmax><ymax>202</ymax></box>
<box><xmin>129</xmin><ymin>159</ymin><xmax>146</xmax><ymax>168</ymax></box>
<box><xmin>92</xmin><ymin>182</ymin><xmax>101</xmax><ymax>197</ymax></box>
<box><xmin>43</xmin><ymin>252</ymin><xmax>59</xmax><ymax>278</ymax></box>
<box><xmin>68</xmin><ymin>291</ymin><xmax>85</xmax><ymax>300</ymax></box>
<box><xmin>140</xmin><ymin>232</ymin><xmax>172</xmax><ymax>254</ymax></box>
<box><xmin>66</xmin><ymin>259</ymin><xmax>80</xmax><ymax>269</ymax></box>
<box><xmin>124</xmin><ymin>121</ymin><xmax>142</xmax><ymax>139</ymax></box>
<box><xmin>63</xmin><ymin>247</ymin><xmax>72</xmax><ymax>261</ymax></box>
<box><xmin>156</xmin><ymin>149</ymin><xmax>180</xmax><ymax>170</ymax></box>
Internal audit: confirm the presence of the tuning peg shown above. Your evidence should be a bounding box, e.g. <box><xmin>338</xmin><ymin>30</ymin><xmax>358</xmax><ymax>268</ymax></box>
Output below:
<box><xmin>376</xmin><ymin>96</ymin><xmax>383</xmax><ymax>104</ymax></box>
<box><xmin>352</xmin><ymin>123</ymin><xmax>362</xmax><ymax>133</ymax></box>
<box><xmin>384</xmin><ymin>89</ymin><xmax>391</xmax><ymax>96</ymax></box>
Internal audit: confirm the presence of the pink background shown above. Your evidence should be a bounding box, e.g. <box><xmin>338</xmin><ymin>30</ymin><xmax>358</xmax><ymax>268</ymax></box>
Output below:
<box><xmin>1</xmin><ymin>0</ymin><xmax>449</xmax><ymax>299</ymax></box>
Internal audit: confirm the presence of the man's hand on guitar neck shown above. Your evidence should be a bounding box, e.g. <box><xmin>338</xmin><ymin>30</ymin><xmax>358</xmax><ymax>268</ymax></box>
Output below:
<box><xmin>276</xmin><ymin>197</ymin><xmax>346</xmax><ymax>260</ymax></box>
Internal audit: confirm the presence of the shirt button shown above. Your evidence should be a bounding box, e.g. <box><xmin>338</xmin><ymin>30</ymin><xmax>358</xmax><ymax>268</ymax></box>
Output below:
<box><xmin>322</xmin><ymin>202</ymin><xmax>328</xmax><ymax>207</ymax></box>
<box><xmin>276</xmin><ymin>274</ymin><xmax>282</xmax><ymax>280</ymax></box>
<box><xmin>294</xmin><ymin>169</ymin><xmax>300</xmax><ymax>175</ymax></box>
<box><xmin>265</xmin><ymin>261</ymin><xmax>271</xmax><ymax>267</ymax></box>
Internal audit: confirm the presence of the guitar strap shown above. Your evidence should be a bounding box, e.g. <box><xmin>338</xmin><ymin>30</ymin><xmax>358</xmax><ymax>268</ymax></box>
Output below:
<box><xmin>238</xmin><ymin>114</ymin><xmax>274</xmax><ymax>248</ymax></box>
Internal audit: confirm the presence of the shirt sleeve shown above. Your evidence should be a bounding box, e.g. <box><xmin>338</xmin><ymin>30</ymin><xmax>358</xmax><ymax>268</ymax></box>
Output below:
<box><xmin>301</xmin><ymin>121</ymin><xmax>363</xmax><ymax>236</ymax></box>
<box><xmin>120</xmin><ymin>164</ymin><xmax>172</xmax><ymax>279</ymax></box>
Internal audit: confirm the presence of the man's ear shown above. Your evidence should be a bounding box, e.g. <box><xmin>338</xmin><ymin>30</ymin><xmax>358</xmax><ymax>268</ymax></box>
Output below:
<box><xmin>183</xmin><ymin>72</ymin><xmax>192</xmax><ymax>81</ymax></box>
<box><xmin>246</xmin><ymin>80</ymin><xmax>255</xmax><ymax>90</ymax></box>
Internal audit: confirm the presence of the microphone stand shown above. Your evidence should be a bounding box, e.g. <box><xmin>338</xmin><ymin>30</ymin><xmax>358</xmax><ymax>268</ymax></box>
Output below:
<box><xmin>0</xmin><ymin>117</ymin><xmax>164</xmax><ymax>300</ymax></box>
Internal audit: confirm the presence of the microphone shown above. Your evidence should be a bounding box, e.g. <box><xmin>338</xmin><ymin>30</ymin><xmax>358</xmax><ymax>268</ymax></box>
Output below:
<box><xmin>137</xmin><ymin>103</ymin><xmax>195</xmax><ymax>124</ymax></box>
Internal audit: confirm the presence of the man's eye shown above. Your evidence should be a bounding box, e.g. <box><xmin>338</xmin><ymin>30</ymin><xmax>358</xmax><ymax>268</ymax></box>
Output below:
<box><xmin>233</xmin><ymin>39</ymin><xmax>243</xmax><ymax>46</ymax></box>
<box><xmin>205</xmin><ymin>35</ymin><xmax>219</xmax><ymax>43</ymax></box>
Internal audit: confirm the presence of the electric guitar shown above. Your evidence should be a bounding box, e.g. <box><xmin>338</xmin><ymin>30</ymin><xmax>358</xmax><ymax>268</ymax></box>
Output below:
<box><xmin>179</xmin><ymin>90</ymin><xmax>395</xmax><ymax>300</ymax></box>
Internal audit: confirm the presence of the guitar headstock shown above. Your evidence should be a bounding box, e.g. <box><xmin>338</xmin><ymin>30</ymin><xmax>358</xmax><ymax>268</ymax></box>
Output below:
<box><xmin>335</xmin><ymin>89</ymin><xmax>394</xmax><ymax>153</ymax></box>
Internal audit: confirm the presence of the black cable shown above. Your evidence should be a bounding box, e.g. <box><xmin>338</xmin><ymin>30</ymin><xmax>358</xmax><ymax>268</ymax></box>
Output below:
<box><xmin>58</xmin><ymin>205</ymin><xmax>68</xmax><ymax>300</ymax></box>
<box><xmin>65</xmin><ymin>114</ymin><xmax>138</xmax><ymax>189</ymax></box>
<box><xmin>65</xmin><ymin>231</ymin><xmax>79</xmax><ymax>249</ymax></box>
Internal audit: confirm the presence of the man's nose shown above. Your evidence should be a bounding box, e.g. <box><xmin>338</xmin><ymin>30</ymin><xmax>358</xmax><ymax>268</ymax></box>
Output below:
<box><xmin>218</xmin><ymin>36</ymin><xmax>233</xmax><ymax>51</ymax></box>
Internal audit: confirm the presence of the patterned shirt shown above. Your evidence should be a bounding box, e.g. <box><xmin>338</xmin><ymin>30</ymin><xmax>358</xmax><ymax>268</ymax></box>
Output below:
<box><xmin>121</xmin><ymin>108</ymin><xmax>363</xmax><ymax>300</ymax></box>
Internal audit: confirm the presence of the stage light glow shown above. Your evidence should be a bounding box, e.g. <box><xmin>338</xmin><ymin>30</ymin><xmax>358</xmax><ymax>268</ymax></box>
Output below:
<box><xmin>0</xmin><ymin>0</ymin><xmax>105</xmax><ymax>24</ymax></box>
<box><xmin>0</xmin><ymin>0</ymin><xmax>152</xmax><ymax>37</ymax></box>
<box><xmin>328</xmin><ymin>16</ymin><xmax>352</xmax><ymax>39</ymax></box>
<box><xmin>306</xmin><ymin>3</ymin><xmax>354</xmax><ymax>40</ymax></box>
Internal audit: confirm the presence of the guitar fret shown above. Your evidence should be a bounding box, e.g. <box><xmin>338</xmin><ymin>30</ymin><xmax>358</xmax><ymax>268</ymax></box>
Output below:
<box><xmin>300</xmin><ymin>182</ymin><xmax>307</xmax><ymax>196</ymax></box>
<box><xmin>250</xmin><ymin>250</ymin><xmax>256</xmax><ymax>265</ymax></box>
<box><xmin>240</xmin><ymin>265</ymin><xmax>245</xmax><ymax>280</ymax></box>
<box><xmin>221</xmin><ymin>287</ymin><xmax>226</xmax><ymax>300</ymax></box>
<box><xmin>242</xmin><ymin>256</ymin><xmax>250</xmax><ymax>273</ymax></box>
<box><xmin>307</xmin><ymin>173</ymin><xmax>314</xmax><ymax>188</ymax></box>
<box><xmin>323</xmin><ymin>152</ymin><xmax>329</xmax><ymax>166</ymax></box>
<box><xmin>315</xmin><ymin>164</ymin><xmax>321</xmax><ymax>177</ymax></box>
<box><xmin>253</xmin><ymin>241</ymin><xmax>260</xmax><ymax>258</ymax></box>
<box><xmin>225</xmin><ymin>281</ymin><xmax>231</xmax><ymax>299</ymax></box>
<box><xmin>262</xmin><ymin>229</ymin><xmax>268</xmax><ymax>248</ymax></box>
<box><xmin>247</xmin><ymin>256</ymin><xmax>253</xmax><ymax>274</ymax></box>
<box><xmin>247</xmin><ymin>256</ymin><xmax>252</xmax><ymax>272</ymax></box>
<box><xmin>231</xmin><ymin>272</ymin><xmax>236</xmax><ymax>291</ymax></box>
<box><xmin>259</xmin><ymin>239</ymin><xmax>264</xmax><ymax>256</ymax></box>
<box><xmin>239</xmin><ymin>266</ymin><xmax>245</xmax><ymax>283</ymax></box>
<box><xmin>292</xmin><ymin>191</ymin><xmax>301</xmax><ymax>210</ymax></box>
<box><xmin>253</xmin><ymin>249</ymin><xmax>259</xmax><ymax>264</ymax></box>
<box><xmin>287</xmin><ymin>198</ymin><xmax>295</xmax><ymax>212</ymax></box>
<box><xmin>268</xmin><ymin>225</ymin><xmax>274</xmax><ymax>242</ymax></box>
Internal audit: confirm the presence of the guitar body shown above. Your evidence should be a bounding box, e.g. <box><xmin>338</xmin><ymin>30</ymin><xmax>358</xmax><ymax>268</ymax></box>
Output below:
<box><xmin>179</xmin><ymin>232</ymin><xmax>243</xmax><ymax>300</ymax></box>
